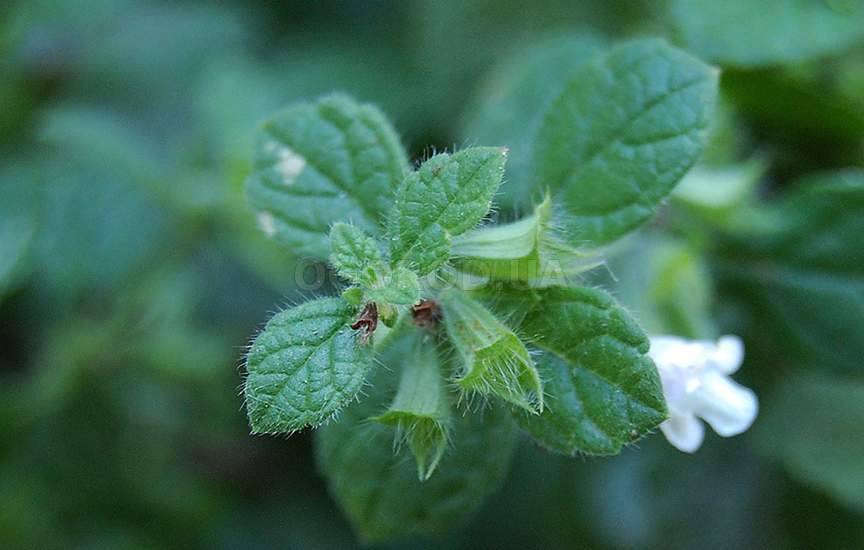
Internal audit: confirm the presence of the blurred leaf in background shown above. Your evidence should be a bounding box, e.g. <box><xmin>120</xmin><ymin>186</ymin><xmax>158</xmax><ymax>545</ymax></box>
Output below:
<box><xmin>716</xmin><ymin>170</ymin><xmax>864</xmax><ymax>374</ymax></box>
<box><xmin>757</xmin><ymin>375</ymin><xmax>864</xmax><ymax>513</ymax></box>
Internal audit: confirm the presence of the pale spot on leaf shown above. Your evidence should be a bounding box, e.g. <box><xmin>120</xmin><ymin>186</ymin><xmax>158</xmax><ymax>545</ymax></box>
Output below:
<box><xmin>276</xmin><ymin>146</ymin><xmax>306</xmax><ymax>184</ymax></box>
<box><xmin>257</xmin><ymin>211</ymin><xmax>277</xmax><ymax>237</ymax></box>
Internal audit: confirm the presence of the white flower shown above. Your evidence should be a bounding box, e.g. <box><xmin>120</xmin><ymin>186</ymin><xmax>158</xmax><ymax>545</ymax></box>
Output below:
<box><xmin>648</xmin><ymin>334</ymin><xmax>758</xmax><ymax>453</ymax></box>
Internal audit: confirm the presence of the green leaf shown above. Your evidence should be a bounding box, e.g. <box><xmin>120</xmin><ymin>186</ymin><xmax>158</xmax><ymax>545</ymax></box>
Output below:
<box><xmin>329</xmin><ymin>222</ymin><xmax>381</xmax><ymax>286</ymax></box>
<box><xmin>439</xmin><ymin>288</ymin><xmax>543</xmax><ymax>414</ymax></box>
<box><xmin>244</xmin><ymin>297</ymin><xmax>373</xmax><ymax>433</ymax></box>
<box><xmin>388</xmin><ymin>147</ymin><xmax>507</xmax><ymax>275</ymax></box>
<box><xmin>77</xmin><ymin>4</ymin><xmax>248</xmax><ymax>100</ymax></box>
<box><xmin>452</xmin><ymin>196</ymin><xmax>602</xmax><ymax>284</ymax></box>
<box><xmin>721</xmin><ymin>68</ymin><xmax>864</xmax><ymax>146</ymax></box>
<box><xmin>672</xmin><ymin>157</ymin><xmax>766</xmax><ymax>215</ymax></box>
<box><xmin>366</xmin><ymin>266</ymin><xmax>420</xmax><ymax>306</ymax></box>
<box><xmin>329</xmin><ymin>223</ymin><xmax>420</xmax><ymax>306</ymax></box>
<box><xmin>716</xmin><ymin>170</ymin><xmax>864</xmax><ymax>373</ymax></box>
<box><xmin>246</xmin><ymin>94</ymin><xmax>409</xmax><ymax>259</ymax></box>
<box><xmin>756</xmin><ymin>375</ymin><xmax>864</xmax><ymax>512</ymax></box>
<box><xmin>316</xmin><ymin>361</ymin><xmax>517</xmax><ymax>544</ymax></box>
<box><xmin>669</xmin><ymin>0</ymin><xmax>864</xmax><ymax>67</ymax></box>
<box><xmin>22</xmin><ymin>161</ymin><xmax>170</xmax><ymax>299</ymax></box>
<box><xmin>0</xmin><ymin>216</ymin><xmax>33</xmax><ymax>299</ymax></box>
<box><xmin>38</xmin><ymin>106</ymin><xmax>162</xmax><ymax>189</ymax></box>
<box><xmin>534</xmin><ymin>38</ymin><xmax>718</xmax><ymax>245</ymax></box>
<box><xmin>484</xmin><ymin>285</ymin><xmax>667</xmax><ymax>455</ymax></box>
<box><xmin>196</xmin><ymin>42</ymin><xmax>427</xmax><ymax>179</ymax></box>
<box><xmin>373</xmin><ymin>337</ymin><xmax>451</xmax><ymax>481</ymax></box>
<box><xmin>460</xmin><ymin>32</ymin><xmax>607</xmax><ymax>209</ymax></box>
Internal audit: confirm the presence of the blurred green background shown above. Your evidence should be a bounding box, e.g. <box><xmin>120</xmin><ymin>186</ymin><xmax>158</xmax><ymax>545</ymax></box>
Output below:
<box><xmin>1</xmin><ymin>1</ymin><xmax>863</xmax><ymax>548</ymax></box>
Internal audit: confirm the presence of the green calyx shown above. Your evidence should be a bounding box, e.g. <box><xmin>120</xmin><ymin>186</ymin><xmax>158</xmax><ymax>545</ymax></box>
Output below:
<box><xmin>373</xmin><ymin>337</ymin><xmax>451</xmax><ymax>481</ymax></box>
<box><xmin>451</xmin><ymin>195</ymin><xmax>603</xmax><ymax>285</ymax></box>
<box><xmin>439</xmin><ymin>288</ymin><xmax>544</xmax><ymax>414</ymax></box>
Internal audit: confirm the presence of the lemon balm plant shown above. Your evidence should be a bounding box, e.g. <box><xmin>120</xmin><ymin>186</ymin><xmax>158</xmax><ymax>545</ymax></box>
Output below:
<box><xmin>242</xmin><ymin>38</ymin><xmax>723</xmax><ymax>543</ymax></box>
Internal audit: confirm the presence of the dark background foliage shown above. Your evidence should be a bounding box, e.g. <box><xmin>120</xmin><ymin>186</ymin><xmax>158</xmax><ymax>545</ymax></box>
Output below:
<box><xmin>1</xmin><ymin>1</ymin><xmax>862</xmax><ymax>548</ymax></box>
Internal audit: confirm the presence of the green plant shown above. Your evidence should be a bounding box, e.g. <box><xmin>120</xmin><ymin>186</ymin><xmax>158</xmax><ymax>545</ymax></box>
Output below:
<box><xmin>240</xmin><ymin>37</ymin><xmax>725</xmax><ymax>543</ymax></box>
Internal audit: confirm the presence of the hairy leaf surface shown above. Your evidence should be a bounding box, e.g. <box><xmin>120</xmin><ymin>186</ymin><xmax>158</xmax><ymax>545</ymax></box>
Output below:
<box><xmin>245</xmin><ymin>297</ymin><xmax>372</xmax><ymax>433</ymax></box>
<box><xmin>247</xmin><ymin>94</ymin><xmax>408</xmax><ymax>258</ymax></box>
<box><xmin>329</xmin><ymin>222</ymin><xmax>382</xmax><ymax>286</ymax></box>
<box><xmin>485</xmin><ymin>285</ymin><xmax>667</xmax><ymax>454</ymax></box>
<box><xmin>366</xmin><ymin>266</ymin><xmax>420</xmax><ymax>306</ymax></box>
<box><xmin>440</xmin><ymin>288</ymin><xmax>543</xmax><ymax>414</ymax></box>
<box><xmin>374</xmin><ymin>338</ymin><xmax>451</xmax><ymax>481</ymax></box>
<box><xmin>388</xmin><ymin>147</ymin><xmax>507</xmax><ymax>275</ymax></box>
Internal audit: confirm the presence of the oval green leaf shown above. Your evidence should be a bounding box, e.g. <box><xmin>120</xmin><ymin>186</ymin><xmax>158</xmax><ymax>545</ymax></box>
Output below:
<box><xmin>534</xmin><ymin>38</ymin><xmax>718</xmax><ymax>246</ymax></box>
<box><xmin>244</xmin><ymin>296</ymin><xmax>373</xmax><ymax>433</ymax></box>
<box><xmin>487</xmin><ymin>285</ymin><xmax>667</xmax><ymax>455</ymax></box>
<box><xmin>388</xmin><ymin>147</ymin><xmax>507</xmax><ymax>275</ymax></box>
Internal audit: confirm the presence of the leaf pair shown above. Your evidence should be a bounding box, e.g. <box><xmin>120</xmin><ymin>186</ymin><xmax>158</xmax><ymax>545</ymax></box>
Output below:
<box><xmin>327</xmin><ymin>143</ymin><xmax>509</xmax><ymax>306</ymax></box>
<box><xmin>311</xmin><ymin>283</ymin><xmax>668</xmax><ymax>544</ymax></box>
<box><xmin>247</xmin><ymin>92</ymin><xmax>508</xmax><ymax>271</ymax></box>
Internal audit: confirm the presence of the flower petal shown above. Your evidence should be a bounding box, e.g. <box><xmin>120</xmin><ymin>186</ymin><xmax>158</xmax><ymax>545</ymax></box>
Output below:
<box><xmin>691</xmin><ymin>370</ymin><xmax>758</xmax><ymax>437</ymax></box>
<box><xmin>661</xmin><ymin>412</ymin><xmax>705</xmax><ymax>453</ymax></box>
<box><xmin>711</xmin><ymin>335</ymin><xmax>744</xmax><ymax>374</ymax></box>
<box><xmin>649</xmin><ymin>335</ymin><xmax>692</xmax><ymax>368</ymax></box>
